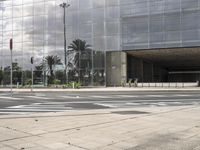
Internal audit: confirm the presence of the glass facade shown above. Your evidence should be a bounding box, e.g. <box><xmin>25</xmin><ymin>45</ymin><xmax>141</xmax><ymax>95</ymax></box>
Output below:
<box><xmin>121</xmin><ymin>0</ymin><xmax>200</xmax><ymax>50</ymax></box>
<box><xmin>0</xmin><ymin>0</ymin><xmax>199</xmax><ymax>86</ymax></box>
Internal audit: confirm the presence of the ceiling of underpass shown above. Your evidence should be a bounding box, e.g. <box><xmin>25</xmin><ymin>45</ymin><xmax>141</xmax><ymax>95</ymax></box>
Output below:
<box><xmin>126</xmin><ymin>47</ymin><xmax>200</xmax><ymax>70</ymax></box>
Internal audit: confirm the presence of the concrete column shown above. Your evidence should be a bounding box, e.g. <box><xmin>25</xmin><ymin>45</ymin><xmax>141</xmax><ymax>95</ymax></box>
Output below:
<box><xmin>138</xmin><ymin>59</ymin><xmax>143</xmax><ymax>82</ymax></box>
<box><xmin>106</xmin><ymin>52</ymin><xmax>127</xmax><ymax>86</ymax></box>
<box><xmin>151</xmin><ymin>64</ymin><xmax>154</xmax><ymax>82</ymax></box>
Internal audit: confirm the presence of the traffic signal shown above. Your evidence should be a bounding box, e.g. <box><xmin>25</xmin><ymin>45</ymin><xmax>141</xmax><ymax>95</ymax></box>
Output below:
<box><xmin>10</xmin><ymin>39</ymin><xmax>13</xmax><ymax>50</ymax></box>
<box><xmin>31</xmin><ymin>57</ymin><xmax>34</xmax><ymax>64</ymax></box>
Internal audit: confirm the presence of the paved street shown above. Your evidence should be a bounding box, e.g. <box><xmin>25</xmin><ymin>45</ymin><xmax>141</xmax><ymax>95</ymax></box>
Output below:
<box><xmin>0</xmin><ymin>91</ymin><xmax>200</xmax><ymax>114</ymax></box>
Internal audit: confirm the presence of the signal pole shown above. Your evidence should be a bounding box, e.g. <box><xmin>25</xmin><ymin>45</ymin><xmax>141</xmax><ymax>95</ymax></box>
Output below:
<box><xmin>10</xmin><ymin>39</ymin><xmax>13</xmax><ymax>96</ymax></box>
<box><xmin>31</xmin><ymin>57</ymin><xmax>34</xmax><ymax>92</ymax></box>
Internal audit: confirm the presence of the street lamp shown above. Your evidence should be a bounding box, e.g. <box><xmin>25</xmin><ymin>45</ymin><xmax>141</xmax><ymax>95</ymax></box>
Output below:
<box><xmin>59</xmin><ymin>2</ymin><xmax>70</xmax><ymax>84</ymax></box>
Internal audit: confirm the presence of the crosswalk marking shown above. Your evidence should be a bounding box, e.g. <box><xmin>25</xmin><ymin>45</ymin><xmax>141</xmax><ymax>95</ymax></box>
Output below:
<box><xmin>0</xmin><ymin>96</ymin><xmax>22</xmax><ymax>100</ymax></box>
<box><xmin>145</xmin><ymin>95</ymin><xmax>167</xmax><ymax>97</ymax></box>
<box><xmin>0</xmin><ymin>98</ymin><xmax>199</xmax><ymax>114</ymax></box>
<box><xmin>174</xmin><ymin>94</ymin><xmax>191</xmax><ymax>97</ymax></box>
<box><xmin>23</xmin><ymin>96</ymin><xmax>52</xmax><ymax>99</ymax></box>
<box><xmin>0</xmin><ymin>94</ymin><xmax>196</xmax><ymax>100</ymax></box>
<box><xmin>90</xmin><ymin>96</ymin><xmax>112</xmax><ymax>99</ymax></box>
<box><xmin>0</xmin><ymin>108</ymin><xmax>70</xmax><ymax>112</ymax></box>
<box><xmin>118</xmin><ymin>95</ymin><xmax>139</xmax><ymax>98</ymax></box>
<box><xmin>8</xmin><ymin>105</ymin><xmax>26</xmax><ymax>108</ymax></box>
<box><xmin>94</xmin><ymin>103</ymin><xmax>117</xmax><ymax>108</ymax></box>
<box><xmin>61</xmin><ymin>95</ymin><xmax>80</xmax><ymax>99</ymax></box>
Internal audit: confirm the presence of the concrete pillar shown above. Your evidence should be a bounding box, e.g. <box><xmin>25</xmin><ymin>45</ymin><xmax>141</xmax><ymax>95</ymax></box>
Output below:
<box><xmin>138</xmin><ymin>59</ymin><xmax>143</xmax><ymax>82</ymax></box>
<box><xmin>106</xmin><ymin>52</ymin><xmax>127</xmax><ymax>86</ymax></box>
<box><xmin>151</xmin><ymin>64</ymin><xmax>154</xmax><ymax>82</ymax></box>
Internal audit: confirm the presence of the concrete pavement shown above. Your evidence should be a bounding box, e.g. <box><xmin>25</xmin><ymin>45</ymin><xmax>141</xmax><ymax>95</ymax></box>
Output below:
<box><xmin>0</xmin><ymin>106</ymin><xmax>200</xmax><ymax>150</ymax></box>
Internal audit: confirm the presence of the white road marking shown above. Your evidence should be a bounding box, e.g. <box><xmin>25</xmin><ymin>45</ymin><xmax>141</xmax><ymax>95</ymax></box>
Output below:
<box><xmin>94</xmin><ymin>103</ymin><xmax>117</xmax><ymax>108</ymax></box>
<box><xmin>145</xmin><ymin>95</ymin><xmax>167</xmax><ymax>97</ymax></box>
<box><xmin>0</xmin><ymin>112</ymin><xmax>29</xmax><ymax>115</ymax></box>
<box><xmin>8</xmin><ymin>105</ymin><xmax>26</xmax><ymax>108</ymax></box>
<box><xmin>35</xmin><ymin>93</ymin><xmax>46</xmax><ymax>97</ymax></box>
<box><xmin>61</xmin><ymin>96</ymin><xmax>80</xmax><ymax>99</ymax></box>
<box><xmin>174</xmin><ymin>94</ymin><xmax>191</xmax><ymax>97</ymax></box>
<box><xmin>0</xmin><ymin>109</ymin><xmax>71</xmax><ymax>112</ymax></box>
<box><xmin>0</xmin><ymin>96</ymin><xmax>22</xmax><ymax>100</ymax></box>
<box><xmin>90</xmin><ymin>96</ymin><xmax>112</xmax><ymax>99</ymax></box>
<box><xmin>126</xmin><ymin>102</ymin><xmax>141</xmax><ymax>106</ymax></box>
<box><xmin>24</xmin><ymin>96</ymin><xmax>52</xmax><ymax>99</ymax></box>
<box><xmin>118</xmin><ymin>95</ymin><xmax>139</xmax><ymax>98</ymax></box>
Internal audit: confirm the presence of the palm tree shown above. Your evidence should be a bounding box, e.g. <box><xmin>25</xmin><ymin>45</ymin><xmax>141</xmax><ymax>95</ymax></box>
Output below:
<box><xmin>43</xmin><ymin>55</ymin><xmax>61</xmax><ymax>84</ymax></box>
<box><xmin>67</xmin><ymin>39</ymin><xmax>92</xmax><ymax>83</ymax></box>
<box><xmin>68</xmin><ymin>39</ymin><xmax>92</xmax><ymax>70</ymax></box>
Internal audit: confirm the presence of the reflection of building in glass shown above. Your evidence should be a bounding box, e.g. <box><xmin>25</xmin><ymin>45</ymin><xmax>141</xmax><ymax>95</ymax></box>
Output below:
<box><xmin>0</xmin><ymin>0</ymin><xmax>200</xmax><ymax>86</ymax></box>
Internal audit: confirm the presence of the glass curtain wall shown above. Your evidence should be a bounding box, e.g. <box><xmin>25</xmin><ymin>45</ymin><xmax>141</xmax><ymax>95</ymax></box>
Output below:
<box><xmin>0</xmin><ymin>0</ymin><xmax>121</xmax><ymax>87</ymax></box>
<box><xmin>121</xmin><ymin>0</ymin><xmax>200</xmax><ymax>50</ymax></box>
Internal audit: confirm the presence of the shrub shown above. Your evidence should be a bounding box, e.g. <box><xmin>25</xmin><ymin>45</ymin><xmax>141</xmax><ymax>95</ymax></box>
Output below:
<box><xmin>65</xmin><ymin>81</ymin><xmax>81</xmax><ymax>89</ymax></box>
<box><xmin>25</xmin><ymin>79</ymin><xmax>32</xmax><ymax>87</ymax></box>
<box><xmin>53</xmin><ymin>79</ymin><xmax>61</xmax><ymax>85</ymax></box>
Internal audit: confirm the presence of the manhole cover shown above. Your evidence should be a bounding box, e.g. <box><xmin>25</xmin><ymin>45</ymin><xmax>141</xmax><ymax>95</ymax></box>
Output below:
<box><xmin>111</xmin><ymin>111</ymin><xmax>150</xmax><ymax>115</ymax></box>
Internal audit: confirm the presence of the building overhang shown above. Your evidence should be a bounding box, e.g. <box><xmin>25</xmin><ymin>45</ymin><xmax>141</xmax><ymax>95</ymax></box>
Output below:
<box><xmin>125</xmin><ymin>47</ymin><xmax>200</xmax><ymax>71</ymax></box>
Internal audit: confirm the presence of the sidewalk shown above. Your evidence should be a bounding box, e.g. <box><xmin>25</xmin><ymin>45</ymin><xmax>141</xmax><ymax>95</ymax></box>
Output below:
<box><xmin>0</xmin><ymin>87</ymin><xmax>200</xmax><ymax>92</ymax></box>
<box><xmin>0</xmin><ymin>106</ymin><xmax>200</xmax><ymax>150</ymax></box>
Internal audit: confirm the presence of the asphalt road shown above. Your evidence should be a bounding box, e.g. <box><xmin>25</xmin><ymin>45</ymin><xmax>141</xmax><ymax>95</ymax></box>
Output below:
<box><xmin>0</xmin><ymin>91</ymin><xmax>200</xmax><ymax>115</ymax></box>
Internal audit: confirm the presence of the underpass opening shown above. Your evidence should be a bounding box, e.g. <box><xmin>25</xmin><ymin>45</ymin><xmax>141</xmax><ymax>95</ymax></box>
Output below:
<box><xmin>126</xmin><ymin>47</ymin><xmax>200</xmax><ymax>83</ymax></box>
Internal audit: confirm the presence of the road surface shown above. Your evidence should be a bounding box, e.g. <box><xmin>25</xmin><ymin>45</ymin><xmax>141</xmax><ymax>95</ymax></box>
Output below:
<box><xmin>0</xmin><ymin>91</ymin><xmax>199</xmax><ymax>114</ymax></box>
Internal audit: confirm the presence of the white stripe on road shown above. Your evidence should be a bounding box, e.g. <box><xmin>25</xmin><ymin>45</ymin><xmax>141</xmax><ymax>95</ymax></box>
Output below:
<box><xmin>118</xmin><ymin>95</ymin><xmax>139</xmax><ymax>98</ymax></box>
<box><xmin>145</xmin><ymin>95</ymin><xmax>167</xmax><ymax>97</ymax></box>
<box><xmin>61</xmin><ymin>96</ymin><xmax>80</xmax><ymax>99</ymax></box>
<box><xmin>0</xmin><ymin>112</ymin><xmax>29</xmax><ymax>115</ymax></box>
<box><xmin>0</xmin><ymin>96</ymin><xmax>22</xmax><ymax>100</ymax></box>
<box><xmin>174</xmin><ymin>95</ymin><xmax>191</xmax><ymax>97</ymax></box>
<box><xmin>8</xmin><ymin>105</ymin><xmax>26</xmax><ymax>108</ymax></box>
<box><xmin>24</xmin><ymin>96</ymin><xmax>52</xmax><ymax>99</ymax></box>
<box><xmin>0</xmin><ymin>109</ymin><xmax>71</xmax><ymax>112</ymax></box>
<box><xmin>94</xmin><ymin>103</ymin><xmax>117</xmax><ymax>108</ymax></box>
<box><xmin>90</xmin><ymin>96</ymin><xmax>112</xmax><ymax>99</ymax></box>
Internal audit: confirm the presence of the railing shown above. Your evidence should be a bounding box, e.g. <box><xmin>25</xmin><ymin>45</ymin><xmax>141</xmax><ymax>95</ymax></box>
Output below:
<box><xmin>126</xmin><ymin>82</ymin><xmax>199</xmax><ymax>88</ymax></box>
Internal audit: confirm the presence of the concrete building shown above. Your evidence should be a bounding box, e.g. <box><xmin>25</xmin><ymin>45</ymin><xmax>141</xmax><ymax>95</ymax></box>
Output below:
<box><xmin>0</xmin><ymin>0</ymin><xmax>200</xmax><ymax>86</ymax></box>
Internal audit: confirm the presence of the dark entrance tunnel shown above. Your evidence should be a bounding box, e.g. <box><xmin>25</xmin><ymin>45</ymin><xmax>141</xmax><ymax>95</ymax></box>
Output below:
<box><xmin>126</xmin><ymin>47</ymin><xmax>200</xmax><ymax>82</ymax></box>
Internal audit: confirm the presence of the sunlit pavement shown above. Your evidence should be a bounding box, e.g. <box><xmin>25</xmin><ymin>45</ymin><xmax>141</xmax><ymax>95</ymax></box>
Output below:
<box><xmin>0</xmin><ymin>90</ymin><xmax>200</xmax><ymax>149</ymax></box>
<box><xmin>0</xmin><ymin>106</ymin><xmax>200</xmax><ymax>150</ymax></box>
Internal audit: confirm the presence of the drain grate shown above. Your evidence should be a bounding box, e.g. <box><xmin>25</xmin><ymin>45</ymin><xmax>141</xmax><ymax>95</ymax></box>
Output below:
<box><xmin>111</xmin><ymin>110</ymin><xmax>150</xmax><ymax>115</ymax></box>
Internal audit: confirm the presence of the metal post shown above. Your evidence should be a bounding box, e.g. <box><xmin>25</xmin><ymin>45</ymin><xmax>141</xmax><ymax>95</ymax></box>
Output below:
<box><xmin>31</xmin><ymin>64</ymin><xmax>33</xmax><ymax>92</ymax></box>
<box><xmin>64</xmin><ymin>6</ymin><xmax>67</xmax><ymax>84</ymax></box>
<box><xmin>10</xmin><ymin>39</ymin><xmax>13</xmax><ymax>96</ymax></box>
<box><xmin>60</xmin><ymin>2</ymin><xmax>70</xmax><ymax>84</ymax></box>
<box><xmin>31</xmin><ymin>57</ymin><xmax>34</xmax><ymax>92</ymax></box>
<box><xmin>10</xmin><ymin>49</ymin><xmax>13</xmax><ymax>96</ymax></box>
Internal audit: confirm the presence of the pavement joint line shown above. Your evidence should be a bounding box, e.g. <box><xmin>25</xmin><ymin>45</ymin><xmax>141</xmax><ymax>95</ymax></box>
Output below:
<box><xmin>67</xmin><ymin>143</ymin><xmax>90</xmax><ymax>150</ymax></box>
<box><xmin>0</xmin><ymin>106</ymin><xmax>198</xmax><ymax>143</ymax></box>
<box><xmin>0</xmin><ymin>112</ymin><xmax>111</xmax><ymax>119</ymax></box>
<box><xmin>0</xmin><ymin>125</ymin><xmax>33</xmax><ymax>137</ymax></box>
<box><xmin>12</xmin><ymin>106</ymin><xmax>197</xmax><ymax>137</ymax></box>
<box><xmin>2</xmin><ymin>144</ymin><xmax>18</xmax><ymax>150</ymax></box>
